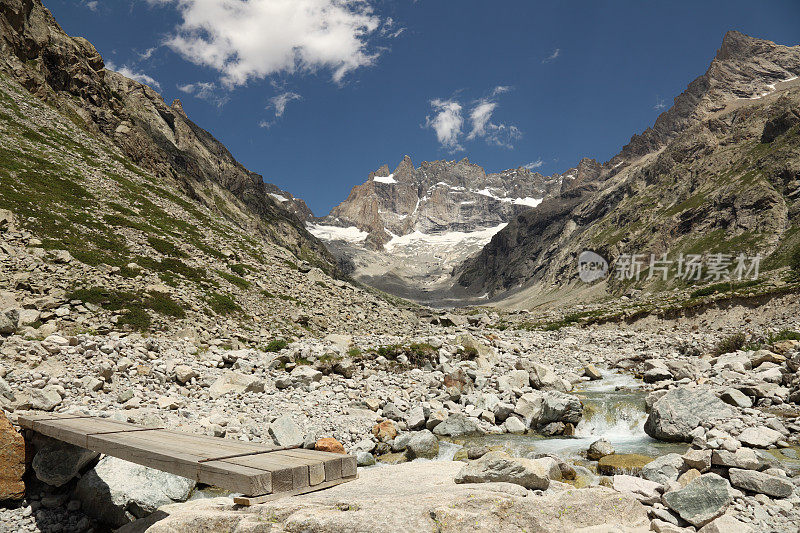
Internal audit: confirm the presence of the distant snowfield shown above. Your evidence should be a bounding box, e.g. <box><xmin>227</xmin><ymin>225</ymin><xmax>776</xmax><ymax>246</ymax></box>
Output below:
<box><xmin>512</xmin><ymin>197</ymin><xmax>543</xmax><ymax>208</ymax></box>
<box><xmin>373</xmin><ymin>174</ymin><xmax>397</xmax><ymax>184</ymax></box>
<box><xmin>384</xmin><ymin>223</ymin><xmax>508</xmax><ymax>252</ymax></box>
<box><xmin>472</xmin><ymin>188</ymin><xmax>542</xmax><ymax>207</ymax></box>
<box><xmin>307</xmin><ymin>223</ymin><xmax>369</xmax><ymax>243</ymax></box>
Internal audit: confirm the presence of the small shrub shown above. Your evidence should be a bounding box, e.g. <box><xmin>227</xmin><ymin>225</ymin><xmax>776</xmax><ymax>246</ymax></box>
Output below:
<box><xmin>117</xmin><ymin>307</ymin><xmax>151</xmax><ymax>331</ymax></box>
<box><xmin>207</xmin><ymin>292</ymin><xmax>241</xmax><ymax>315</ymax></box>
<box><xmin>347</xmin><ymin>347</ymin><xmax>362</xmax><ymax>359</ymax></box>
<box><xmin>145</xmin><ymin>291</ymin><xmax>185</xmax><ymax>318</ymax></box>
<box><xmin>147</xmin><ymin>236</ymin><xmax>188</xmax><ymax>258</ymax></box>
<box><xmin>216</xmin><ymin>269</ymin><xmax>251</xmax><ymax>290</ymax></box>
<box><xmin>791</xmin><ymin>245</ymin><xmax>800</xmax><ymax>274</ymax></box>
<box><xmin>770</xmin><ymin>329</ymin><xmax>800</xmax><ymax>343</ymax></box>
<box><xmin>712</xmin><ymin>333</ymin><xmax>746</xmax><ymax>356</ymax></box>
<box><xmin>230</xmin><ymin>263</ymin><xmax>252</xmax><ymax>276</ymax></box>
<box><xmin>265</xmin><ymin>339</ymin><xmax>288</xmax><ymax>352</ymax></box>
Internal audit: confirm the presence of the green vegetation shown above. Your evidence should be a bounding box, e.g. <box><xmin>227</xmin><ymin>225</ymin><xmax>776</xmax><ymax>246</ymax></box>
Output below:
<box><xmin>230</xmin><ymin>263</ymin><xmax>253</xmax><ymax>276</ymax></box>
<box><xmin>147</xmin><ymin>236</ymin><xmax>188</xmax><ymax>258</ymax></box>
<box><xmin>66</xmin><ymin>286</ymin><xmax>185</xmax><ymax>330</ymax></box>
<box><xmin>265</xmin><ymin>339</ymin><xmax>288</xmax><ymax>352</ymax></box>
<box><xmin>712</xmin><ymin>333</ymin><xmax>746</xmax><ymax>356</ymax></box>
<box><xmin>207</xmin><ymin>292</ymin><xmax>241</xmax><ymax>315</ymax></box>
<box><xmin>689</xmin><ymin>278</ymin><xmax>763</xmax><ymax>298</ymax></box>
<box><xmin>216</xmin><ymin>269</ymin><xmax>251</xmax><ymax>289</ymax></box>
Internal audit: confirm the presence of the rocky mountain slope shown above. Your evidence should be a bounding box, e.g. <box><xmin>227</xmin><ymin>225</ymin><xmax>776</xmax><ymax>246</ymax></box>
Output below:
<box><xmin>0</xmin><ymin>0</ymin><xmax>332</xmax><ymax>272</ymax></box>
<box><xmin>309</xmin><ymin>156</ymin><xmax>565</xmax><ymax>302</ymax></box>
<box><xmin>0</xmin><ymin>0</ymin><xmax>419</xmax><ymax>342</ymax></box>
<box><xmin>457</xmin><ymin>31</ymin><xmax>800</xmax><ymax>304</ymax></box>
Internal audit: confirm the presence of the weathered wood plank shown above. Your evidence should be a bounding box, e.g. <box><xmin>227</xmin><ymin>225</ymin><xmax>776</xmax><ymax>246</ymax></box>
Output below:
<box><xmin>232</xmin><ymin>475</ymin><xmax>358</xmax><ymax>506</ymax></box>
<box><xmin>17</xmin><ymin>414</ymin><xmax>356</xmax><ymax>498</ymax></box>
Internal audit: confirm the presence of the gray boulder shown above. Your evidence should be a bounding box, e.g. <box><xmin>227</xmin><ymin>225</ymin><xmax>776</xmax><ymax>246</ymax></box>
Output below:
<box><xmin>405</xmin><ymin>430</ymin><xmax>439</xmax><ymax>459</ymax></box>
<box><xmin>728</xmin><ymin>468</ymin><xmax>793</xmax><ymax>498</ymax></box>
<box><xmin>587</xmin><ymin>438</ymin><xmax>614</xmax><ymax>460</ymax></box>
<box><xmin>454</xmin><ymin>451</ymin><xmax>550</xmax><ymax>490</ymax></box>
<box><xmin>719</xmin><ymin>388</ymin><xmax>752</xmax><ymax>408</ymax></box>
<box><xmin>75</xmin><ymin>457</ymin><xmax>195</xmax><ymax>528</ymax></box>
<box><xmin>432</xmin><ymin>413</ymin><xmax>484</xmax><ymax>437</ymax></box>
<box><xmin>29</xmin><ymin>386</ymin><xmax>63</xmax><ymax>411</ymax></box>
<box><xmin>737</xmin><ymin>426</ymin><xmax>781</xmax><ymax>448</ymax></box>
<box><xmin>711</xmin><ymin>448</ymin><xmax>763</xmax><ymax>470</ymax></box>
<box><xmin>268</xmin><ymin>415</ymin><xmax>304</xmax><ymax>447</ymax></box>
<box><xmin>663</xmin><ymin>473</ymin><xmax>732</xmax><ymax>528</ymax></box>
<box><xmin>32</xmin><ymin>439</ymin><xmax>98</xmax><ymax>487</ymax></box>
<box><xmin>642</xmin><ymin>453</ymin><xmax>684</xmax><ymax>484</ymax></box>
<box><xmin>540</xmin><ymin>391</ymin><xmax>582</xmax><ymax>425</ymax></box>
<box><xmin>644</xmin><ymin>387</ymin><xmax>735</xmax><ymax>442</ymax></box>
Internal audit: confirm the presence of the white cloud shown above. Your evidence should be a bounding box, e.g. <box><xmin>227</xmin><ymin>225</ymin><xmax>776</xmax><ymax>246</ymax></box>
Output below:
<box><xmin>542</xmin><ymin>48</ymin><xmax>560</xmax><ymax>63</ymax></box>
<box><xmin>425</xmin><ymin>99</ymin><xmax>464</xmax><ymax>152</ymax></box>
<box><xmin>139</xmin><ymin>47</ymin><xmax>158</xmax><ymax>60</ymax></box>
<box><xmin>106</xmin><ymin>61</ymin><xmax>161</xmax><ymax>91</ymax></box>
<box><xmin>148</xmin><ymin>0</ymin><xmax>383</xmax><ymax>87</ymax></box>
<box><xmin>466</xmin><ymin>101</ymin><xmax>497</xmax><ymax>141</ymax></box>
<box><xmin>269</xmin><ymin>91</ymin><xmax>302</xmax><ymax>117</ymax></box>
<box><xmin>84</xmin><ymin>0</ymin><xmax>99</xmax><ymax>11</ymax></box>
<box><xmin>654</xmin><ymin>95</ymin><xmax>666</xmax><ymax>110</ymax></box>
<box><xmin>178</xmin><ymin>81</ymin><xmax>229</xmax><ymax>106</ymax></box>
<box><xmin>524</xmin><ymin>159</ymin><xmax>544</xmax><ymax>170</ymax></box>
<box><xmin>426</xmin><ymin>86</ymin><xmax>522</xmax><ymax>151</ymax></box>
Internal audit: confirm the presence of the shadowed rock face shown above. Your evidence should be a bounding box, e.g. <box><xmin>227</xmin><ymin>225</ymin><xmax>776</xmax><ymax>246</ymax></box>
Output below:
<box><xmin>457</xmin><ymin>31</ymin><xmax>800</xmax><ymax>300</ymax></box>
<box><xmin>0</xmin><ymin>0</ymin><xmax>334</xmax><ymax>272</ymax></box>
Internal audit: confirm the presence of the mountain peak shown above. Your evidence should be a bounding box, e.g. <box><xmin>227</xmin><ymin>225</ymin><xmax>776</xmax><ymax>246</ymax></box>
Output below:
<box><xmin>716</xmin><ymin>30</ymin><xmax>771</xmax><ymax>61</ymax></box>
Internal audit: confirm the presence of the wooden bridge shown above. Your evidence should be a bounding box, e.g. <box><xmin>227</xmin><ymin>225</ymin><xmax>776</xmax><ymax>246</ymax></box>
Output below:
<box><xmin>19</xmin><ymin>413</ymin><xmax>357</xmax><ymax>505</ymax></box>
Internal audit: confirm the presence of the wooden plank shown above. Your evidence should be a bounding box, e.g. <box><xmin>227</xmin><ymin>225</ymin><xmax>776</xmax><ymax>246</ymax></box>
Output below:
<box><xmin>249</xmin><ymin>451</ymin><xmax>326</xmax><ymax>486</ymax></box>
<box><xmin>221</xmin><ymin>454</ymin><xmax>309</xmax><ymax>491</ymax></box>
<box><xmin>232</xmin><ymin>475</ymin><xmax>358</xmax><ymax>506</ymax></box>
<box><xmin>85</xmin><ymin>432</ymin><xmax>272</xmax><ymax>496</ymax></box>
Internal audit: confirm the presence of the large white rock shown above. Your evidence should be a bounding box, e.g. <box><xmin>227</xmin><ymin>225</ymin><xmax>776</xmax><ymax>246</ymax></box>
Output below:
<box><xmin>268</xmin><ymin>415</ymin><xmax>304</xmax><ymax>447</ymax></box>
<box><xmin>143</xmin><ymin>462</ymin><xmax>650</xmax><ymax>532</ymax></box>
<box><xmin>455</xmin><ymin>451</ymin><xmax>551</xmax><ymax>490</ymax></box>
<box><xmin>644</xmin><ymin>386</ymin><xmax>735</xmax><ymax>442</ymax></box>
<box><xmin>208</xmin><ymin>372</ymin><xmax>265</xmax><ymax>398</ymax></box>
<box><xmin>75</xmin><ymin>456</ymin><xmax>195</xmax><ymax>528</ymax></box>
<box><xmin>737</xmin><ymin>426</ymin><xmax>781</xmax><ymax>448</ymax></box>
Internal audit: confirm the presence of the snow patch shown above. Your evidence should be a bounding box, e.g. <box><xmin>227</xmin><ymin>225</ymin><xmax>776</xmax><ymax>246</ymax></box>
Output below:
<box><xmin>307</xmin><ymin>224</ymin><xmax>369</xmax><ymax>243</ymax></box>
<box><xmin>384</xmin><ymin>223</ymin><xmax>508</xmax><ymax>252</ymax></box>
<box><xmin>373</xmin><ymin>174</ymin><xmax>397</xmax><ymax>184</ymax></box>
<box><xmin>269</xmin><ymin>193</ymin><xmax>289</xmax><ymax>202</ymax></box>
<box><xmin>512</xmin><ymin>197</ymin><xmax>543</xmax><ymax>208</ymax></box>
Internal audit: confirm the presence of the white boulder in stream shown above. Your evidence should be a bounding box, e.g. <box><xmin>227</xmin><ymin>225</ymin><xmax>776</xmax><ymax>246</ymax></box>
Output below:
<box><xmin>644</xmin><ymin>386</ymin><xmax>735</xmax><ymax>442</ymax></box>
<box><xmin>454</xmin><ymin>451</ymin><xmax>552</xmax><ymax>490</ymax></box>
<box><xmin>75</xmin><ymin>456</ymin><xmax>195</xmax><ymax>528</ymax></box>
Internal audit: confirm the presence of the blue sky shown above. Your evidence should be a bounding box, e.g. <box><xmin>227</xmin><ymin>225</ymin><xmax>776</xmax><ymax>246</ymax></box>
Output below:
<box><xmin>49</xmin><ymin>1</ymin><xmax>800</xmax><ymax>216</ymax></box>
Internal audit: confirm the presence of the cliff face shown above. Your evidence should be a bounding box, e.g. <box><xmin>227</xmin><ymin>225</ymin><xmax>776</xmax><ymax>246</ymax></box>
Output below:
<box><xmin>318</xmin><ymin>156</ymin><xmax>563</xmax><ymax>249</ymax></box>
<box><xmin>0</xmin><ymin>0</ymin><xmax>335</xmax><ymax>271</ymax></box>
<box><xmin>457</xmin><ymin>32</ymin><xmax>800</xmax><ymax>300</ymax></box>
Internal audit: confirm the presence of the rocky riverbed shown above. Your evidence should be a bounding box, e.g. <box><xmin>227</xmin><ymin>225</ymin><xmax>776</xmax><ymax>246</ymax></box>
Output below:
<box><xmin>1</xmin><ymin>316</ymin><xmax>800</xmax><ymax>532</ymax></box>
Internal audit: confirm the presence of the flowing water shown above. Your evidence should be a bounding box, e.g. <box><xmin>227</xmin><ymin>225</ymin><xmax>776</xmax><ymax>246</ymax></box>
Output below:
<box><xmin>435</xmin><ymin>370</ymin><xmax>688</xmax><ymax>463</ymax></box>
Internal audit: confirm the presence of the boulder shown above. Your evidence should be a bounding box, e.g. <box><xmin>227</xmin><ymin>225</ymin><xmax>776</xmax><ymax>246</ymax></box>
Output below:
<box><xmin>682</xmin><ymin>449</ymin><xmax>712</xmax><ymax>473</ymax></box>
<box><xmin>372</xmin><ymin>420</ymin><xmax>397</xmax><ymax>442</ymax></box>
<box><xmin>75</xmin><ymin>456</ymin><xmax>195</xmax><ymax>528</ymax></box>
<box><xmin>208</xmin><ymin>372</ymin><xmax>265</xmax><ymax>398</ymax></box>
<box><xmin>32</xmin><ymin>439</ymin><xmax>99</xmax><ymax>487</ymax></box>
<box><xmin>0</xmin><ymin>411</ymin><xmax>25</xmax><ymax>501</ymax></box>
<box><xmin>663</xmin><ymin>473</ymin><xmax>732</xmax><ymax>528</ymax></box>
<box><xmin>587</xmin><ymin>438</ymin><xmax>614</xmax><ymax>460</ymax></box>
<box><xmin>719</xmin><ymin>388</ymin><xmax>752</xmax><ymax>408</ymax></box>
<box><xmin>644</xmin><ymin>367</ymin><xmax>673</xmax><ymax>383</ymax></box>
<box><xmin>140</xmin><ymin>462</ymin><xmax>650</xmax><ymax>532</ymax></box>
<box><xmin>598</xmin><ymin>454</ymin><xmax>653</xmax><ymax>476</ymax></box>
<box><xmin>728</xmin><ymin>468</ymin><xmax>793</xmax><ymax>498</ymax></box>
<box><xmin>711</xmin><ymin>448</ymin><xmax>762</xmax><ymax>470</ymax></box>
<box><xmin>29</xmin><ymin>386</ymin><xmax>63</xmax><ymax>411</ymax></box>
<box><xmin>539</xmin><ymin>391</ymin><xmax>582</xmax><ymax>425</ymax></box>
<box><xmin>737</xmin><ymin>426</ymin><xmax>781</xmax><ymax>448</ymax></box>
<box><xmin>174</xmin><ymin>365</ymin><xmax>197</xmax><ymax>384</ymax></box>
<box><xmin>405</xmin><ymin>406</ymin><xmax>426</xmax><ymax>430</ymax></box>
<box><xmin>529</xmin><ymin>362</ymin><xmax>569</xmax><ymax>392</ymax></box>
<box><xmin>356</xmin><ymin>451</ymin><xmax>375</xmax><ymax>466</ymax></box>
<box><xmin>498</xmin><ymin>370</ymin><xmax>529</xmax><ymax>392</ymax></box>
<box><xmin>514</xmin><ymin>392</ymin><xmax>543</xmax><ymax>427</ymax></box>
<box><xmin>432</xmin><ymin>413</ymin><xmax>484</xmax><ymax>437</ymax></box>
<box><xmin>290</xmin><ymin>365</ymin><xmax>323</xmax><ymax>385</ymax></box>
<box><xmin>454</xmin><ymin>451</ymin><xmax>550</xmax><ymax>490</ymax></box>
<box><xmin>268</xmin><ymin>415</ymin><xmax>304</xmax><ymax>447</ymax></box>
<box><xmin>644</xmin><ymin>386</ymin><xmax>735</xmax><ymax>442</ymax></box>
<box><xmin>314</xmin><ymin>438</ymin><xmax>345</xmax><ymax>454</ymax></box>
<box><xmin>642</xmin><ymin>453</ymin><xmax>684</xmax><ymax>484</ymax></box>
<box><xmin>698</xmin><ymin>514</ymin><xmax>753</xmax><ymax>533</ymax></box>
<box><xmin>503</xmin><ymin>416</ymin><xmax>526</xmax><ymax>434</ymax></box>
<box><xmin>584</xmin><ymin>365</ymin><xmax>602</xmax><ymax>380</ymax></box>
<box><xmin>405</xmin><ymin>430</ymin><xmax>439</xmax><ymax>460</ymax></box>
<box><xmin>612</xmin><ymin>474</ymin><xmax>662</xmax><ymax>504</ymax></box>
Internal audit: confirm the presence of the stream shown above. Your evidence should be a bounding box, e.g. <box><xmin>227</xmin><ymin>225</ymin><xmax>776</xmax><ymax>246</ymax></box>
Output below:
<box><xmin>434</xmin><ymin>370</ymin><xmax>689</xmax><ymax>463</ymax></box>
